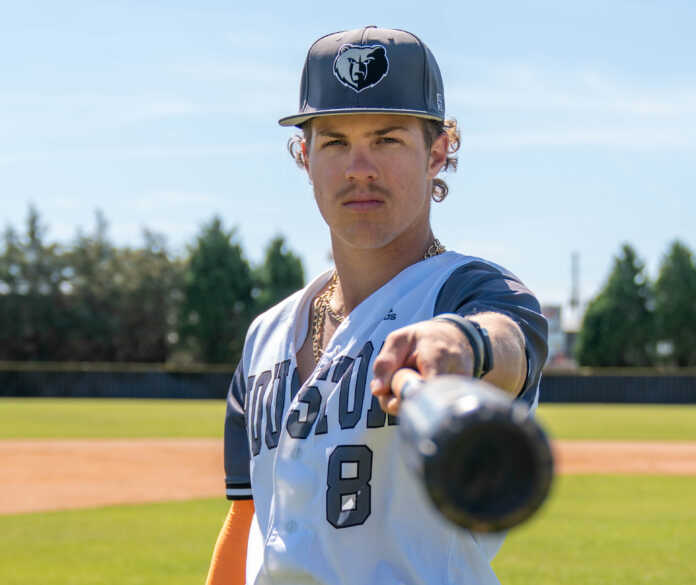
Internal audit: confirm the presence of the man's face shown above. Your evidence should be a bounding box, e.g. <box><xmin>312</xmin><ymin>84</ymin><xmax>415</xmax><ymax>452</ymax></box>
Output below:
<box><xmin>304</xmin><ymin>114</ymin><xmax>447</xmax><ymax>253</ymax></box>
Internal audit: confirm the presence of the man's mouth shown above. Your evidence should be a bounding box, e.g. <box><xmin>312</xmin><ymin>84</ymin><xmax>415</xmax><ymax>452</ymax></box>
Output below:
<box><xmin>343</xmin><ymin>198</ymin><xmax>384</xmax><ymax>211</ymax></box>
<box><xmin>339</xmin><ymin>185</ymin><xmax>388</xmax><ymax>211</ymax></box>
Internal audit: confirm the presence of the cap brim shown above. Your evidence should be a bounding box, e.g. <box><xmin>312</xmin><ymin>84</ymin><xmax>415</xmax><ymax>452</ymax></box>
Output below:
<box><xmin>278</xmin><ymin>108</ymin><xmax>444</xmax><ymax>127</ymax></box>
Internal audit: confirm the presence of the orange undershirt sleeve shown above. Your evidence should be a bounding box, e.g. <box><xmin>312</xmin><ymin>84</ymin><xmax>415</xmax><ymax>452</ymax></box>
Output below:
<box><xmin>205</xmin><ymin>499</ymin><xmax>255</xmax><ymax>585</ymax></box>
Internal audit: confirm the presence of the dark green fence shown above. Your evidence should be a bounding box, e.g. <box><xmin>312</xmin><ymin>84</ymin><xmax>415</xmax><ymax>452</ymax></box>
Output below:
<box><xmin>540</xmin><ymin>368</ymin><xmax>696</xmax><ymax>404</ymax></box>
<box><xmin>0</xmin><ymin>362</ymin><xmax>233</xmax><ymax>399</ymax></box>
<box><xmin>1</xmin><ymin>363</ymin><xmax>695</xmax><ymax>403</ymax></box>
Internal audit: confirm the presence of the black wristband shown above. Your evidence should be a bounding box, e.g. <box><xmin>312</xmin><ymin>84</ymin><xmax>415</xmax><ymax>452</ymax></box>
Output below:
<box><xmin>433</xmin><ymin>313</ymin><xmax>494</xmax><ymax>378</ymax></box>
<box><xmin>469</xmin><ymin>319</ymin><xmax>494</xmax><ymax>377</ymax></box>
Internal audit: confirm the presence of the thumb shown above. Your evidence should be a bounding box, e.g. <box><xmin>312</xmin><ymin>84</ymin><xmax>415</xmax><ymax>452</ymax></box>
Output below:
<box><xmin>391</xmin><ymin>368</ymin><xmax>424</xmax><ymax>400</ymax></box>
<box><xmin>371</xmin><ymin>330</ymin><xmax>415</xmax><ymax>395</ymax></box>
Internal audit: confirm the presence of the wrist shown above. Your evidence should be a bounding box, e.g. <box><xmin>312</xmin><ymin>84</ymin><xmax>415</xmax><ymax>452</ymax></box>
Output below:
<box><xmin>432</xmin><ymin>313</ymin><xmax>494</xmax><ymax>378</ymax></box>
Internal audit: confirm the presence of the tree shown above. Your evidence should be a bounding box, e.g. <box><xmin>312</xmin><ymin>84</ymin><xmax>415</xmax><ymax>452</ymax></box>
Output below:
<box><xmin>0</xmin><ymin>207</ymin><xmax>67</xmax><ymax>360</ymax></box>
<box><xmin>102</xmin><ymin>230</ymin><xmax>184</xmax><ymax>362</ymax></box>
<box><xmin>178</xmin><ymin>217</ymin><xmax>253</xmax><ymax>363</ymax></box>
<box><xmin>0</xmin><ymin>225</ymin><xmax>24</xmax><ymax>358</ymax></box>
<box><xmin>63</xmin><ymin>211</ymin><xmax>121</xmax><ymax>360</ymax></box>
<box><xmin>654</xmin><ymin>240</ymin><xmax>696</xmax><ymax>366</ymax></box>
<box><xmin>254</xmin><ymin>236</ymin><xmax>305</xmax><ymax>313</ymax></box>
<box><xmin>576</xmin><ymin>243</ymin><xmax>655</xmax><ymax>366</ymax></box>
<box><xmin>57</xmin><ymin>213</ymin><xmax>182</xmax><ymax>362</ymax></box>
<box><xmin>0</xmin><ymin>207</ymin><xmax>303</xmax><ymax>364</ymax></box>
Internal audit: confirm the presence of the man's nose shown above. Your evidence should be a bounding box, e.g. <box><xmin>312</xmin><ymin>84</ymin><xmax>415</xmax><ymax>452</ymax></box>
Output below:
<box><xmin>345</xmin><ymin>149</ymin><xmax>378</xmax><ymax>182</ymax></box>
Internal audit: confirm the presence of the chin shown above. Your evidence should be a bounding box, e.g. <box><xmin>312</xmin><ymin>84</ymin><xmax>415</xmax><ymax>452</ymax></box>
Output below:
<box><xmin>337</xmin><ymin>226</ymin><xmax>399</xmax><ymax>251</ymax></box>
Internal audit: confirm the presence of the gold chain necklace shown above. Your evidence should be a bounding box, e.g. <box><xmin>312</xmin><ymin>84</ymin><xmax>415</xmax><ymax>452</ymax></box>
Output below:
<box><xmin>311</xmin><ymin>271</ymin><xmax>341</xmax><ymax>365</ymax></box>
<box><xmin>311</xmin><ymin>239</ymin><xmax>445</xmax><ymax>364</ymax></box>
<box><xmin>424</xmin><ymin>237</ymin><xmax>445</xmax><ymax>259</ymax></box>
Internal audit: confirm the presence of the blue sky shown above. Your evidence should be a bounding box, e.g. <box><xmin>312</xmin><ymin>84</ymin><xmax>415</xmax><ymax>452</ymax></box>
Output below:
<box><xmin>2</xmin><ymin>1</ymin><xmax>694</xmax><ymax>328</ymax></box>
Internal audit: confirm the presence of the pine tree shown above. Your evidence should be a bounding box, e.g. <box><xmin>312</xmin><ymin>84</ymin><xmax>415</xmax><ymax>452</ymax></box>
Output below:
<box><xmin>654</xmin><ymin>240</ymin><xmax>696</xmax><ymax>366</ymax></box>
<box><xmin>576</xmin><ymin>244</ymin><xmax>655</xmax><ymax>366</ymax></box>
<box><xmin>178</xmin><ymin>217</ymin><xmax>253</xmax><ymax>363</ymax></box>
<box><xmin>0</xmin><ymin>207</ymin><xmax>66</xmax><ymax>360</ymax></box>
<box><xmin>254</xmin><ymin>236</ymin><xmax>305</xmax><ymax>313</ymax></box>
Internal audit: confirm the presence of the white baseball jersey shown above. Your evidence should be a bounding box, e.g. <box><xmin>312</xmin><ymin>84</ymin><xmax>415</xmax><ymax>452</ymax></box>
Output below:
<box><xmin>224</xmin><ymin>251</ymin><xmax>548</xmax><ymax>585</ymax></box>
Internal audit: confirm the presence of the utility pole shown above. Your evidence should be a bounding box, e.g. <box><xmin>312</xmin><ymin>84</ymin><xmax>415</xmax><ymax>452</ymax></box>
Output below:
<box><xmin>570</xmin><ymin>251</ymin><xmax>580</xmax><ymax>310</ymax></box>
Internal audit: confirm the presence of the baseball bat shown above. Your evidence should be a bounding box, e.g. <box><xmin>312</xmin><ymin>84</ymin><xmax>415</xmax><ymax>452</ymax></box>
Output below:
<box><xmin>396</xmin><ymin>372</ymin><xmax>554</xmax><ymax>533</ymax></box>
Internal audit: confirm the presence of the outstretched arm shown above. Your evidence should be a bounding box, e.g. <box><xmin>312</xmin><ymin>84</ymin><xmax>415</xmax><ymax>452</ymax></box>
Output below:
<box><xmin>370</xmin><ymin>312</ymin><xmax>527</xmax><ymax>415</ymax></box>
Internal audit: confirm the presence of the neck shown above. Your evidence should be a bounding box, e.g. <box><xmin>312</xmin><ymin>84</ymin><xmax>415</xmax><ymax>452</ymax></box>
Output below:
<box><xmin>330</xmin><ymin>225</ymin><xmax>436</xmax><ymax>314</ymax></box>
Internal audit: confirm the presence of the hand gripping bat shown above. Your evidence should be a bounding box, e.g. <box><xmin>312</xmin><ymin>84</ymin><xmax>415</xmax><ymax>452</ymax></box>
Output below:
<box><xmin>397</xmin><ymin>373</ymin><xmax>554</xmax><ymax>533</ymax></box>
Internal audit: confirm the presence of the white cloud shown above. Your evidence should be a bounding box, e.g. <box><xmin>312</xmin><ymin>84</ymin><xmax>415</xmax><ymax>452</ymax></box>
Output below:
<box><xmin>171</xmin><ymin>61</ymin><xmax>296</xmax><ymax>85</ymax></box>
<box><xmin>0</xmin><ymin>92</ymin><xmax>205</xmax><ymax>136</ymax></box>
<box><xmin>4</xmin><ymin>61</ymin><xmax>694</xmax><ymax>155</ymax></box>
<box><xmin>459</xmin><ymin>127</ymin><xmax>694</xmax><ymax>150</ymax></box>
<box><xmin>0</xmin><ymin>144</ymin><xmax>273</xmax><ymax>165</ymax></box>
<box><xmin>448</xmin><ymin>61</ymin><xmax>696</xmax><ymax>116</ymax></box>
<box><xmin>129</xmin><ymin>190</ymin><xmax>221</xmax><ymax>213</ymax></box>
<box><xmin>0</xmin><ymin>79</ymin><xmax>293</xmax><ymax>133</ymax></box>
<box><xmin>124</xmin><ymin>100</ymin><xmax>201</xmax><ymax>121</ymax></box>
<box><xmin>443</xmin><ymin>61</ymin><xmax>696</xmax><ymax>150</ymax></box>
<box><xmin>224</xmin><ymin>30</ymin><xmax>282</xmax><ymax>49</ymax></box>
<box><xmin>0</xmin><ymin>154</ymin><xmax>24</xmax><ymax>165</ymax></box>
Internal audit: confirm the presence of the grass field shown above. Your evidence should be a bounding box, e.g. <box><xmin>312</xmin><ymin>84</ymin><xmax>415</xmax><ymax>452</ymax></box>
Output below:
<box><xmin>1</xmin><ymin>476</ymin><xmax>694</xmax><ymax>585</ymax></box>
<box><xmin>535</xmin><ymin>403</ymin><xmax>696</xmax><ymax>441</ymax></box>
<box><xmin>0</xmin><ymin>498</ymin><xmax>229</xmax><ymax>585</ymax></box>
<box><xmin>493</xmin><ymin>474</ymin><xmax>696</xmax><ymax>585</ymax></box>
<box><xmin>0</xmin><ymin>398</ymin><xmax>225</xmax><ymax>438</ymax></box>
<box><xmin>2</xmin><ymin>397</ymin><xmax>696</xmax><ymax>440</ymax></box>
<box><xmin>2</xmin><ymin>399</ymin><xmax>696</xmax><ymax>584</ymax></box>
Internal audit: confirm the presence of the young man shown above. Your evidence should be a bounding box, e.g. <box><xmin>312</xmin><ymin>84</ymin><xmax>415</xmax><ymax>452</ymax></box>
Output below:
<box><xmin>207</xmin><ymin>26</ymin><xmax>548</xmax><ymax>585</ymax></box>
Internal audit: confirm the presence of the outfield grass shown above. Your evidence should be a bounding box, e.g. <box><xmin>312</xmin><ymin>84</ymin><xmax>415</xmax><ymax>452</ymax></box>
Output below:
<box><xmin>2</xmin><ymin>398</ymin><xmax>696</xmax><ymax>440</ymax></box>
<box><xmin>535</xmin><ymin>403</ymin><xmax>696</xmax><ymax>441</ymax></box>
<box><xmin>0</xmin><ymin>498</ymin><xmax>230</xmax><ymax>585</ymax></box>
<box><xmin>1</xmin><ymin>476</ymin><xmax>693</xmax><ymax>585</ymax></box>
<box><xmin>494</xmin><ymin>474</ymin><xmax>696</xmax><ymax>585</ymax></box>
<box><xmin>0</xmin><ymin>398</ymin><xmax>226</xmax><ymax>439</ymax></box>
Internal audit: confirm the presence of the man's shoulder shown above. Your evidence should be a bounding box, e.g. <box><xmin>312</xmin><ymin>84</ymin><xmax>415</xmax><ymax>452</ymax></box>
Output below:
<box><xmin>247</xmin><ymin>287</ymin><xmax>305</xmax><ymax>342</ymax></box>
<box><xmin>442</xmin><ymin>251</ymin><xmax>520</xmax><ymax>281</ymax></box>
<box><xmin>433</xmin><ymin>251</ymin><xmax>540</xmax><ymax>313</ymax></box>
<box><xmin>244</xmin><ymin>271</ymin><xmax>330</xmax><ymax>351</ymax></box>
<box><xmin>251</xmin><ymin>289</ymin><xmax>304</xmax><ymax>329</ymax></box>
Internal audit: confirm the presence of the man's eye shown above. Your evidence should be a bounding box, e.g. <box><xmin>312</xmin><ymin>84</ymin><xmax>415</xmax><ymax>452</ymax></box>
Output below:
<box><xmin>378</xmin><ymin>137</ymin><xmax>399</xmax><ymax>144</ymax></box>
<box><xmin>322</xmin><ymin>139</ymin><xmax>346</xmax><ymax>148</ymax></box>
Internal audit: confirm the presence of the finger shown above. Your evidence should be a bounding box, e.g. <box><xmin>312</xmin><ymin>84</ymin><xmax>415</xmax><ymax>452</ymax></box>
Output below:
<box><xmin>371</xmin><ymin>330</ymin><xmax>415</xmax><ymax>395</ymax></box>
<box><xmin>375</xmin><ymin>369</ymin><xmax>422</xmax><ymax>416</ymax></box>
<box><xmin>377</xmin><ymin>393</ymin><xmax>400</xmax><ymax>416</ymax></box>
<box><xmin>391</xmin><ymin>368</ymin><xmax>423</xmax><ymax>400</ymax></box>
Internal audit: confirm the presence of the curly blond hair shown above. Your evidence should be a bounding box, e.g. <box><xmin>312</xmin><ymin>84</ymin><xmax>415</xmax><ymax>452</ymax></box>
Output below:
<box><xmin>287</xmin><ymin>117</ymin><xmax>461</xmax><ymax>202</ymax></box>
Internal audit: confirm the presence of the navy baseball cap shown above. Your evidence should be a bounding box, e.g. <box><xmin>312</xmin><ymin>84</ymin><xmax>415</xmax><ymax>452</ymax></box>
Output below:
<box><xmin>278</xmin><ymin>26</ymin><xmax>445</xmax><ymax>127</ymax></box>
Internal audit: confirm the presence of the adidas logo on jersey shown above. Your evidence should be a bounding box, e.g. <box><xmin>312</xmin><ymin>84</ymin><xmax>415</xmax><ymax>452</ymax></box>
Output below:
<box><xmin>384</xmin><ymin>309</ymin><xmax>397</xmax><ymax>321</ymax></box>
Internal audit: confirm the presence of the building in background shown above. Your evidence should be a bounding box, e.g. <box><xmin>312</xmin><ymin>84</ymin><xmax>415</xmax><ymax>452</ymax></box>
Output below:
<box><xmin>542</xmin><ymin>304</ymin><xmax>577</xmax><ymax>368</ymax></box>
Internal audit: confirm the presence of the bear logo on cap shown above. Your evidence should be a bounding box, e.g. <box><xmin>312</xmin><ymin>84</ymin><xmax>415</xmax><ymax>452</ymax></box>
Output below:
<box><xmin>333</xmin><ymin>44</ymin><xmax>389</xmax><ymax>92</ymax></box>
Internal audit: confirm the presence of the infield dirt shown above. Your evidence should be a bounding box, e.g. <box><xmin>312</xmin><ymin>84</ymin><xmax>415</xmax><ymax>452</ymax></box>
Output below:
<box><xmin>3</xmin><ymin>439</ymin><xmax>696</xmax><ymax>515</ymax></box>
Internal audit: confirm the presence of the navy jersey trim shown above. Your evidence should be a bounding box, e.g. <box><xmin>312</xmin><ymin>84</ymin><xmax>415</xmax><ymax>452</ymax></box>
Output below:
<box><xmin>224</xmin><ymin>363</ymin><xmax>252</xmax><ymax>496</ymax></box>
<box><xmin>226</xmin><ymin>481</ymin><xmax>253</xmax><ymax>500</ymax></box>
<box><xmin>226</xmin><ymin>494</ymin><xmax>254</xmax><ymax>501</ymax></box>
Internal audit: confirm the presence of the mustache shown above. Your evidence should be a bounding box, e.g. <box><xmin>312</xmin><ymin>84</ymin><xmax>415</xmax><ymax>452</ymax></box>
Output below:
<box><xmin>336</xmin><ymin>183</ymin><xmax>390</xmax><ymax>199</ymax></box>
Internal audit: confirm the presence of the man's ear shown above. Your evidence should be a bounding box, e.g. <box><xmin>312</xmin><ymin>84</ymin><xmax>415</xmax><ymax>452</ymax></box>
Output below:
<box><xmin>427</xmin><ymin>133</ymin><xmax>448</xmax><ymax>179</ymax></box>
<box><xmin>301</xmin><ymin>141</ymin><xmax>309</xmax><ymax>171</ymax></box>
<box><xmin>301</xmin><ymin>140</ymin><xmax>313</xmax><ymax>184</ymax></box>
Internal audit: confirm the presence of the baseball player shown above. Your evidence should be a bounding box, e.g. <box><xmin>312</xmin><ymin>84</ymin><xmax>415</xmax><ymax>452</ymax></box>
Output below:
<box><xmin>206</xmin><ymin>26</ymin><xmax>548</xmax><ymax>585</ymax></box>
